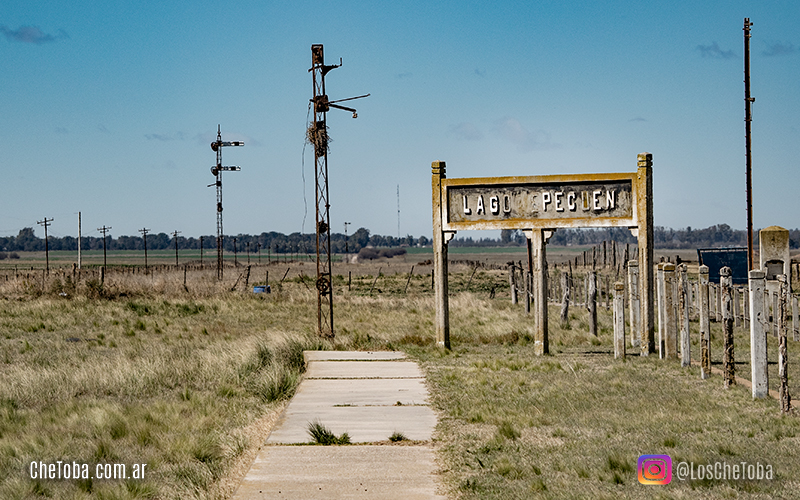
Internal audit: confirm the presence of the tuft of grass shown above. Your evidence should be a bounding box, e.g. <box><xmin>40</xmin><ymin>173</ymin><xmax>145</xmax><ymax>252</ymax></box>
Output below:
<box><xmin>389</xmin><ymin>431</ymin><xmax>408</xmax><ymax>442</ymax></box>
<box><xmin>496</xmin><ymin>421</ymin><xmax>520</xmax><ymax>441</ymax></box>
<box><xmin>307</xmin><ymin>420</ymin><xmax>351</xmax><ymax>445</ymax></box>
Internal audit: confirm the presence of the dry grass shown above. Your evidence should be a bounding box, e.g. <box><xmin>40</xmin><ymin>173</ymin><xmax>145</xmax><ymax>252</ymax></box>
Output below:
<box><xmin>3</xmin><ymin>259</ymin><xmax>800</xmax><ymax>499</ymax></box>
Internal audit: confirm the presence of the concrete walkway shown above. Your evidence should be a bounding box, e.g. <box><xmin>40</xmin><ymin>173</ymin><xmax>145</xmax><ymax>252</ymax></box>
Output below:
<box><xmin>233</xmin><ymin>351</ymin><xmax>444</xmax><ymax>499</ymax></box>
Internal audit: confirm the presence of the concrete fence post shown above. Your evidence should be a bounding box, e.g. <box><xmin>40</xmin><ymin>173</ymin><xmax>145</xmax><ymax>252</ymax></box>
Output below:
<box><xmin>614</xmin><ymin>282</ymin><xmax>626</xmax><ymax>359</ymax></box>
<box><xmin>779</xmin><ymin>275</ymin><xmax>792</xmax><ymax>413</ymax></box>
<box><xmin>510</xmin><ymin>266</ymin><xmax>517</xmax><ymax>305</ymax></box>
<box><xmin>699</xmin><ymin>265</ymin><xmax>711</xmax><ymax>379</ymax></box>
<box><xmin>628</xmin><ymin>261</ymin><xmax>641</xmax><ymax>347</ymax></box>
<box><xmin>721</xmin><ymin>267</ymin><xmax>735</xmax><ymax>388</ymax></box>
<box><xmin>773</xmin><ymin>291</ymin><xmax>779</xmax><ymax>338</ymax></box>
<box><xmin>657</xmin><ymin>263</ymin><xmax>666</xmax><ymax>358</ymax></box>
<box><xmin>716</xmin><ymin>280</ymin><xmax>723</xmax><ymax>323</ymax></box>
<box><xmin>560</xmin><ymin>271</ymin><xmax>570</xmax><ymax>326</ymax></box>
<box><xmin>744</xmin><ymin>284</ymin><xmax>750</xmax><ymax>327</ymax></box>
<box><xmin>748</xmin><ymin>270</ymin><xmax>769</xmax><ymax>398</ymax></box>
<box><xmin>663</xmin><ymin>263</ymin><xmax>677</xmax><ymax>360</ymax></box>
<box><xmin>793</xmin><ymin>295</ymin><xmax>799</xmax><ymax>342</ymax></box>
<box><xmin>679</xmin><ymin>264</ymin><xmax>691</xmax><ymax>367</ymax></box>
<box><xmin>525</xmin><ymin>271</ymin><xmax>531</xmax><ymax>315</ymax></box>
<box><xmin>734</xmin><ymin>287</ymin><xmax>742</xmax><ymax>328</ymax></box>
<box><xmin>588</xmin><ymin>271</ymin><xmax>598</xmax><ymax>337</ymax></box>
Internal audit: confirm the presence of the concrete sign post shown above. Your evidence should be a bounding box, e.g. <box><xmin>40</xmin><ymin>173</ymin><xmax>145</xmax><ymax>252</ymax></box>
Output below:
<box><xmin>431</xmin><ymin>154</ymin><xmax>654</xmax><ymax>354</ymax></box>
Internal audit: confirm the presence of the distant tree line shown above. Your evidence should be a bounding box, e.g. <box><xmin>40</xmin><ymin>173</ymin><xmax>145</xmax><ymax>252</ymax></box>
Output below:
<box><xmin>2</xmin><ymin>224</ymin><xmax>797</xmax><ymax>253</ymax></box>
<box><xmin>0</xmin><ymin>227</ymin><xmax>428</xmax><ymax>254</ymax></box>
<box><xmin>452</xmin><ymin>224</ymin><xmax>800</xmax><ymax>249</ymax></box>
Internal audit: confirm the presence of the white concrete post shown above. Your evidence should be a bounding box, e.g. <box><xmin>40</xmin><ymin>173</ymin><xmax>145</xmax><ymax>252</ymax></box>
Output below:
<box><xmin>734</xmin><ymin>287</ymin><xmax>742</xmax><ymax>328</ymax></box>
<box><xmin>716</xmin><ymin>281</ymin><xmax>723</xmax><ymax>323</ymax></box>
<box><xmin>699</xmin><ymin>265</ymin><xmax>711</xmax><ymax>379</ymax></box>
<box><xmin>779</xmin><ymin>274</ymin><xmax>791</xmax><ymax>413</ymax></box>
<box><xmin>679</xmin><ymin>264</ymin><xmax>691</xmax><ymax>367</ymax></box>
<box><xmin>588</xmin><ymin>270</ymin><xmax>598</xmax><ymax>337</ymax></box>
<box><xmin>793</xmin><ymin>295</ymin><xmax>799</xmax><ymax>342</ymax></box>
<box><xmin>663</xmin><ymin>263</ymin><xmax>678</xmax><ymax>360</ymax></box>
<box><xmin>657</xmin><ymin>263</ymin><xmax>666</xmax><ymax>358</ymax></box>
<box><xmin>749</xmin><ymin>269</ymin><xmax>768</xmax><ymax>398</ymax></box>
<box><xmin>510</xmin><ymin>266</ymin><xmax>517</xmax><ymax>305</ymax></box>
<box><xmin>773</xmin><ymin>291</ymin><xmax>779</xmax><ymax>338</ymax></box>
<box><xmin>628</xmin><ymin>261</ymin><xmax>641</xmax><ymax>347</ymax></box>
<box><xmin>614</xmin><ymin>282</ymin><xmax>626</xmax><ymax>359</ymax></box>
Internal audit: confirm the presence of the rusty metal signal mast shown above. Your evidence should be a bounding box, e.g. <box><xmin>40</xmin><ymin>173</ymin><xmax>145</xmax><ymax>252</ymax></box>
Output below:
<box><xmin>744</xmin><ymin>18</ymin><xmax>755</xmax><ymax>270</ymax></box>
<box><xmin>209</xmin><ymin>125</ymin><xmax>244</xmax><ymax>280</ymax></box>
<box><xmin>309</xmin><ymin>44</ymin><xmax>369</xmax><ymax>338</ymax></box>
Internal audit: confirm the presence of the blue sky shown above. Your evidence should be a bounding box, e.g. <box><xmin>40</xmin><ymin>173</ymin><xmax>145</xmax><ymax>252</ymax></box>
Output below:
<box><xmin>2</xmin><ymin>1</ymin><xmax>798</xmax><ymax>242</ymax></box>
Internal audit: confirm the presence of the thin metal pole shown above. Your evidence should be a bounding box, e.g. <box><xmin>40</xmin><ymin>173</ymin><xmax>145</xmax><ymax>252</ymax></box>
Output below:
<box><xmin>173</xmin><ymin>230</ymin><xmax>181</xmax><ymax>266</ymax></box>
<box><xmin>139</xmin><ymin>228</ymin><xmax>149</xmax><ymax>273</ymax></box>
<box><xmin>744</xmin><ymin>18</ymin><xmax>755</xmax><ymax>270</ymax></box>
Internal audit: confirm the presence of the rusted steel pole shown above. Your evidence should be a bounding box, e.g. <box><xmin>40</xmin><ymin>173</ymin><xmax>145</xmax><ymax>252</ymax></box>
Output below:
<box><xmin>744</xmin><ymin>18</ymin><xmax>755</xmax><ymax>271</ymax></box>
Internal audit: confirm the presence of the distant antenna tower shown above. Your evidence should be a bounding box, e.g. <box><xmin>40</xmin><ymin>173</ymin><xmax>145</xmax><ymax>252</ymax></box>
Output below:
<box><xmin>208</xmin><ymin>125</ymin><xmax>244</xmax><ymax>280</ymax></box>
<box><xmin>309</xmin><ymin>44</ymin><xmax>369</xmax><ymax>338</ymax></box>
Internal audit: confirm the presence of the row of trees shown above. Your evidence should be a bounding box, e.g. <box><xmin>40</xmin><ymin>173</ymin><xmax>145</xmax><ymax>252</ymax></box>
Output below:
<box><xmin>0</xmin><ymin>227</ymin><xmax>428</xmax><ymax>254</ymax></box>
<box><xmin>2</xmin><ymin>224</ymin><xmax>796</xmax><ymax>253</ymax></box>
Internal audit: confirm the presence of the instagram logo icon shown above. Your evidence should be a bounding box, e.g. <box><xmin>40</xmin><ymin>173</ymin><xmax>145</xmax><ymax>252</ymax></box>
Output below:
<box><xmin>637</xmin><ymin>455</ymin><xmax>672</xmax><ymax>485</ymax></box>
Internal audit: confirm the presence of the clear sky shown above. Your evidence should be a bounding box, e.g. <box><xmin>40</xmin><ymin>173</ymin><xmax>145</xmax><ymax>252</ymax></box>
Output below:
<box><xmin>2</xmin><ymin>1</ymin><xmax>798</xmax><ymax>242</ymax></box>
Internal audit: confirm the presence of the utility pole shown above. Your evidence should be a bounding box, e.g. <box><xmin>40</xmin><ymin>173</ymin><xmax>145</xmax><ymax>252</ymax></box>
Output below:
<box><xmin>344</xmin><ymin>221</ymin><xmax>351</xmax><ymax>256</ymax></box>
<box><xmin>77</xmin><ymin>212</ymin><xmax>82</xmax><ymax>270</ymax></box>
<box><xmin>233</xmin><ymin>237</ymin><xmax>238</xmax><ymax>267</ymax></box>
<box><xmin>139</xmin><ymin>227</ymin><xmax>150</xmax><ymax>273</ymax></box>
<box><xmin>744</xmin><ymin>18</ymin><xmax>755</xmax><ymax>270</ymax></box>
<box><xmin>172</xmin><ymin>230</ymin><xmax>181</xmax><ymax>266</ymax></box>
<box><xmin>246</xmin><ymin>242</ymin><xmax>251</xmax><ymax>265</ymax></box>
<box><xmin>37</xmin><ymin>217</ymin><xmax>54</xmax><ymax>274</ymax></box>
<box><xmin>309</xmin><ymin>43</ymin><xmax>369</xmax><ymax>338</ymax></box>
<box><xmin>257</xmin><ymin>242</ymin><xmax>261</xmax><ymax>264</ymax></box>
<box><xmin>97</xmin><ymin>225</ymin><xmax>111</xmax><ymax>268</ymax></box>
<box><xmin>208</xmin><ymin>125</ymin><xmax>243</xmax><ymax>280</ymax></box>
<box><xmin>200</xmin><ymin>236</ymin><xmax>204</xmax><ymax>268</ymax></box>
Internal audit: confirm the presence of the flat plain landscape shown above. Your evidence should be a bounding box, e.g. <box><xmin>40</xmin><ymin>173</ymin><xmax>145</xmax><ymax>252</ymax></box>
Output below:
<box><xmin>2</xmin><ymin>247</ymin><xmax>799</xmax><ymax>499</ymax></box>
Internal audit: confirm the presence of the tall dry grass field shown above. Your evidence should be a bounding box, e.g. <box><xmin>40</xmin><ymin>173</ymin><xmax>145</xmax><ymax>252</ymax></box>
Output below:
<box><xmin>2</xmin><ymin>261</ymin><xmax>799</xmax><ymax>499</ymax></box>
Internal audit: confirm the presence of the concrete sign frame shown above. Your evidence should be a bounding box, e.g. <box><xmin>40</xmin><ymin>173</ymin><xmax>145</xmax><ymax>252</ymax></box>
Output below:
<box><xmin>431</xmin><ymin>153</ymin><xmax>654</xmax><ymax>356</ymax></box>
